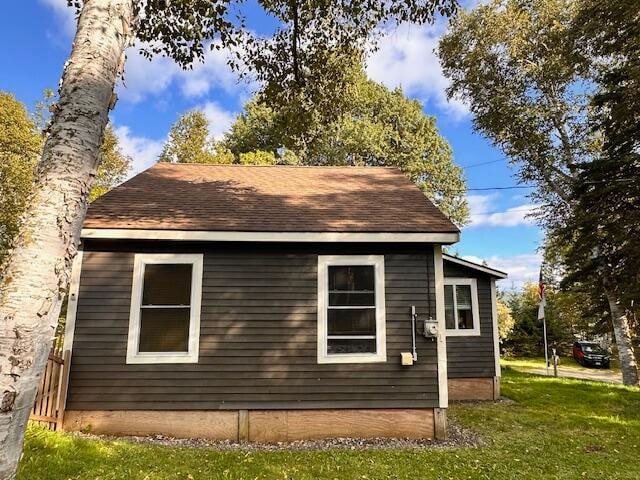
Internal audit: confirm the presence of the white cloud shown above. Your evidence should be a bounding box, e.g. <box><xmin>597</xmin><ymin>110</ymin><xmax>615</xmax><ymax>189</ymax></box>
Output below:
<box><xmin>367</xmin><ymin>23</ymin><xmax>469</xmax><ymax>119</ymax></box>
<box><xmin>461</xmin><ymin>253</ymin><xmax>542</xmax><ymax>289</ymax></box>
<box><xmin>117</xmin><ymin>43</ymin><xmax>254</xmax><ymax>105</ymax></box>
<box><xmin>114</xmin><ymin>125</ymin><xmax>164</xmax><ymax>176</ymax></box>
<box><xmin>178</xmin><ymin>47</ymin><xmax>247</xmax><ymax>99</ymax></box>
<box><xmin>466</xmin><ymin>194</ymin><xmax>538</xmax><ymax>228</ymax></box>
<box><xmin>39</xmin><ymin>0</ymin><xmax>76</xmax><ymax>37</ymax></box>
<box><xmin>117</xmin><ymin>49</ymin><xmax>180</xmax><ymax>104</ymax></box>
<box><xmin>199</xmin><ymin>102</ymin><xmax>237</xmax><ymax>141</ymax></box>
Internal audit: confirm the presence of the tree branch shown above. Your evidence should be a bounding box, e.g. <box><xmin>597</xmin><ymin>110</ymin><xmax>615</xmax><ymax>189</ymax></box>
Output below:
<box><xmin>291</xmin><ymin>0</ymin><xmax>301</xmax><ymax>86</ymax></box>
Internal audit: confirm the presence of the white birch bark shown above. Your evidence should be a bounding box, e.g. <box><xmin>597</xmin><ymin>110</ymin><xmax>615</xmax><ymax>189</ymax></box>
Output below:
<box><xmin>0</xmin><ymin>1</ymin><xmax>133</xmax><ymax>477</ymax></box>
<box><xmin>604</xmin><ymin>288</ymin><xmax>639</xmax><ymax>386</ymax></box>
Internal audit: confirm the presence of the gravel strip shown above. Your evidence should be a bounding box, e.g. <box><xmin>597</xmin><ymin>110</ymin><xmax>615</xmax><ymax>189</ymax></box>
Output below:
<box><xmin>69</xmin><ymin>419</ymin><xmax>484</xmax><ymax>452</ymax></box>
<box><xmin>451</xmin><ymin>396</ymin><xmax>515</xmax><ymax>406</ymax></box>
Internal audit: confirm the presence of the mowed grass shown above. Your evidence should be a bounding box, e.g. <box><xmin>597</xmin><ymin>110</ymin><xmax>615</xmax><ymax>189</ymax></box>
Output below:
<box><xmin>503</xmin><ymin>355</ymin><xmax>621</xmax><ymax>373</ymax></box>
<box><xmin>19</xmin><ymin>369</ymin><xmax>640</xmax><ymax>480</ymax></box>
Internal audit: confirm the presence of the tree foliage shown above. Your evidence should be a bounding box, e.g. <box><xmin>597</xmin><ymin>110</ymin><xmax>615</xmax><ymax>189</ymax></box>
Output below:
<box><xmin>496</xmin><ymin>298</ymin><xmax>515</xmax><ymax>342</ymax></box>
<box><xmin>439</xmin><ymin>0</ymin><xmax>594</xmax><ymax>230</ymax></box>
<box><xmin>238</xmin><ymin>150</ymin><xmax>277</xmax><ymax>165</ymax></box>
<box><xmin>575</xmin><ymin>0</ymin><xmax>640</xmax><ymax>159</ymax></box>
<box><xmin>90</xmin><ymin>125</ymin><xmax>132</xmax><ymax>201</ymax></box>
<box><xmin>223</xmin><ymin>66</ymin><xmax>469</xmax><ymax>225</ymax></box>
<box><xmin>439</xmin><ymin>0</ymin><xmax>639</xmax><ymax>376</ymax></box>
<box><xmin>0</xmin><ymin>91</ymin><xmax>131</xmax><ymax>262</ymax></box>
<box><xmin>71</xmin><ymin>0</ymin><xmax>458</xmax><ymax>127</ymax></box>
<box><xmin>502</xmin><ymin>283</ymin><xmax>575</xmax><ymax>356</ymax></box>
<box><xmin>2</xmin><ymin>0</ymin><xmax>464</xmax><ymax>473</ymax></box>
<box><xmin>159</xmin><ymin>110</ymin><xmax>231</xmax><ymax>164</ymax></box>
<box><xmin>0</xmin><ymin>92</ymin><xmax>42</xmax><ymax>263</ymax></box>
<box><xmin>556</xmin><ymin>0</ymin><xmax>640</xmax><ymax>310</ymax></box>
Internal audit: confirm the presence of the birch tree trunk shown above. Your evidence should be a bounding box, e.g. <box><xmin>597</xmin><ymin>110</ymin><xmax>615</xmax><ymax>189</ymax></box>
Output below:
<box><xmin>0</xmin><ymin>1</ymin><xmax>133</xmax><ymax>477</ymax></box>
<box><xmin>604</xmin><ymin>288</ymin><xmax>639</xmax><ymax>386</ymax></box>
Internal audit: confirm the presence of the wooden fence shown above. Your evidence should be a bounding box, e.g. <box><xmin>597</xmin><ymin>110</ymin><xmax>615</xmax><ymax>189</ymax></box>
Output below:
<box><xmin>30</xmin><ymin>337</ymin><xmax>70</xmax><ymax>431</ymax></box>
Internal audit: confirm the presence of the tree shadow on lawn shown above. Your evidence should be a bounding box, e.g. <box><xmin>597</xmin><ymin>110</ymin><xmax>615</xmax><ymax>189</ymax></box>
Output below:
<box><xmin>463</xmin><ymin>368</ymin><xmax>640</xmax><ymax>435</ymax></box>
<box><xmin>20</xmin><ymin>425</ymin><xmax>276</xmax><ymax>480</ymax></box>
<box><xmin>18</xmin><ymin>424</ymin><xmax>482</xmax><ymax>480</ymax></box>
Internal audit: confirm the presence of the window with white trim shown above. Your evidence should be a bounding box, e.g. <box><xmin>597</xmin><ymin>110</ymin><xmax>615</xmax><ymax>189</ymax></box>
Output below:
<box><xmin>127</xmin><ymin>253</ymin><xmax>203</xmax><ymax>364</ymax></box>
<box><xmin>444</xmin><ymin>278</ymin><xmax>480</xmax><ymax>336</ymax></box>
<box><xmin>317</xmin><ymin>255</ymin><xmax>386</xmax><ymax>363</ymax></box>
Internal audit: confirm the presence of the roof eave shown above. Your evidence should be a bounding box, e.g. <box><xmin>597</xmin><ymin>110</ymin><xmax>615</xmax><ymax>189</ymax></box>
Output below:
<box><xmin>81</xmin><ymin>228</ymin><xmax>460</xmax><ymax>244</ymax></box>
<box><xmin>442</xmin><ymin>253</ymin><xmax>508</xmax><ymax>279</ymax></box>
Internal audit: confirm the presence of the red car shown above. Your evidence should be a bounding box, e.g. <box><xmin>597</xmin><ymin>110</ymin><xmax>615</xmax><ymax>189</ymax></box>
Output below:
<box><xmin>572</xmin><ymin>341</ymin><xmax>610</xmax><ymax>368</ymax></box>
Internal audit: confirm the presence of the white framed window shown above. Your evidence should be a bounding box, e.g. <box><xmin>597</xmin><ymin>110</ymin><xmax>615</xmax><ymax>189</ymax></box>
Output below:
<box><xmin>444</xmin><ymin>278</ymin><xmax>480</xmax><ymax>336</ymax></box>
<box><xmin>126</xmin><ymin>253</ymin><xmax>203</xmax><ymax>364</ymax></box>
<box><xmin>317</xmin><ymin>255</ymin><xmax>386</xmax><ymax>364</ymax></box>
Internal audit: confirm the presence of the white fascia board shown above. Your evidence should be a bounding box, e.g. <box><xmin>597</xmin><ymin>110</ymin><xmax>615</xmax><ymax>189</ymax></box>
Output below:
<box><xmin>81</xmin><ymin>228</ymin><xmax>460</xmax><ymax>244</ymax></box>
<box><xmin>442</xmin><ymin>253</ymin><xmax>508</xmax><ymax>279</ymax></box>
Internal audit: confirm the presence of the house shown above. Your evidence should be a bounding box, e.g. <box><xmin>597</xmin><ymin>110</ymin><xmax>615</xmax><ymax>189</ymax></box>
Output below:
<box><xmin>61</xmin><ymin>163</ymin><xmax>507</xmax><ymax>442</ymax></box>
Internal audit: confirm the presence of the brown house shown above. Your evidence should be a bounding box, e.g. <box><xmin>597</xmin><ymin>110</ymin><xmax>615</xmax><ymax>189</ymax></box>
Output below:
<box><xmin>62</xmin><ymin>163</ymin><xmax>506</xmax><ymax>442</ymax></box>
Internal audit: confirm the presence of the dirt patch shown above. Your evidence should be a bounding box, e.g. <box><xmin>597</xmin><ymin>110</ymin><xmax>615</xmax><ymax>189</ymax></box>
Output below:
<box><xmin>583</xmin><ymin>444</ymin><xmax>605</xmax><ymax>454</ymax></box>
<box><xmin>451</xmin><ymin>396</ymin><xmax>515</xmax><ymax>406</ymax></box>
<box><xmin>69</xmin><ymin>419</ymin><xmax>485</xmax><ymax>452</ymax></box>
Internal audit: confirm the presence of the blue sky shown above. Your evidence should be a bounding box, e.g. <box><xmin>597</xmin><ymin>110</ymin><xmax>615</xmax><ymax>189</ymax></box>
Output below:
<box><xmin>0</xmin><ymin>0</ymin><xmax>543</xmax><ymax>287</ymax></box>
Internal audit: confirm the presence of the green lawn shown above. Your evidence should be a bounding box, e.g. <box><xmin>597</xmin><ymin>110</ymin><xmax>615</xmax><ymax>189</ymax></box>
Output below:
<box><xmin>19</xmin><ymin>368</ymin><xmax>640</xmax><ymax>480</ymax></box>
<box><xmin>503</xmin><ymin>355</ymin><xmax>621</xmax><ymax>373</ymax></box>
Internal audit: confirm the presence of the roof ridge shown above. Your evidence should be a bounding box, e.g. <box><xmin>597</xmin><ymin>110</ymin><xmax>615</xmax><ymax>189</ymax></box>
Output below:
<box><xmin>154</xmin><ymin>163</ymin><xmax>400</xmax><ymax>170</ymax></box>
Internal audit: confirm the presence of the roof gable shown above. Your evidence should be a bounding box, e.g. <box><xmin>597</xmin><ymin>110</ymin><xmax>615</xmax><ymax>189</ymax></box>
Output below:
<box><xmin>84</xmin><ymin>163</ymin><xmax>459</xmax><ymax>235</ymax></box>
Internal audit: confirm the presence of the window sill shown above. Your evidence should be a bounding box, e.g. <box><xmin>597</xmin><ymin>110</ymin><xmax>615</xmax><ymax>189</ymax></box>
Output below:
<box><xmin>126</xmin><ymin>353</ymin><xmax>199</xmax><ymax>364</ymax></box>
<box><xmin>317</xmin><ymin>353</ymin><xmax>387</xmax><ymax>364</ymax></box>
<box><xmin>445</xmin><ymin>329</ymin><xmax>481</xmax><ymax>337</ymax></box>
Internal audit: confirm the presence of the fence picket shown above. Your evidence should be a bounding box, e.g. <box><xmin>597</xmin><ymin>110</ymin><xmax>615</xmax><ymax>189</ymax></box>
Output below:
<box><xmin>30</xmin><ymin>341</ymin><xmax>68</xmax><ymax>431</ymax></box>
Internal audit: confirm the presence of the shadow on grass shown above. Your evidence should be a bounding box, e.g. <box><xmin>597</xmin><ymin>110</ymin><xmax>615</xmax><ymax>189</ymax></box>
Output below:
<box><xmin>19</xmin><ymin>369</ymin><xmax>640</xmax><ymax>480</ymax></box>
<box><xmin>495</xmin><ymin>368</ymin><xmax>640</xmax><ymax>431</ymax></box>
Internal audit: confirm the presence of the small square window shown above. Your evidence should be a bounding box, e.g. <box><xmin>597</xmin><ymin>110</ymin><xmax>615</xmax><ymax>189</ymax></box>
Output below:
<box><xmin>444</xmin><ymin>278</ymin><xmax>480</xmax><ymax>336</ymax></box>
<box><xmin>127</xmin><ymin>254</ymin><xmax>203</xmax><ymax>364</ymax></box>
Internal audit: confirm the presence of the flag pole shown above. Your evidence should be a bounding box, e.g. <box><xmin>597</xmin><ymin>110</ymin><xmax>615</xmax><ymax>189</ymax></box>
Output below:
<box><xmin>538</xmin><ymin>266</ymin><xmax>549</xmax><ymax>375</ymax></box>
<box><xmin>542</xmin><ymin>316</ymin><xmax>549</xmax><ymax>376</ymax></box>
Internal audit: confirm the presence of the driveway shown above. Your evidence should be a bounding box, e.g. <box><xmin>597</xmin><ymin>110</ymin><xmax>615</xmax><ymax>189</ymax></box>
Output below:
<box><xmin>516</xmin><ymin>366</ymin><xmax>623</xmax><ymax>384</ymax></box>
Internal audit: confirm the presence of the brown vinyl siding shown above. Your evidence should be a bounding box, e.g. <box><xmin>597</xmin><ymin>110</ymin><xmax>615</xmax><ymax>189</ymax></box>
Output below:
<box><xmin>443</xmin><ymin>261</ymin><xmax>496</xmax><ymax>378</ymax></box>
<box><xmin>67</xmin><ymin>242</ymin><xmax>439</xmax><ymax>411</ymax></box>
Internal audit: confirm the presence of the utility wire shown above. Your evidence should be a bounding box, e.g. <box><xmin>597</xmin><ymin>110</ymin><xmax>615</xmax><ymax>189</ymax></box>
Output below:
<box><xmin>467</xmin><ymin>186</ymin><xmax>532</xmax><ymax>191</ymax></box>
<box><xmin>434</xmin><ymin>177</ymin><xmax>635</xmax><ymax>195</ymax></box>
<box><xmin>460</xmin><ymin>159</ymin><xmax>504</xmax><ymax>169</ymax></box>
<box><xmin>433</xmin><ymin>185</ymin><xmax>534</xmax><ymax>194</ymax></box>
<box><xmin>471</xmin><ymin>206</ymin><xmax>539</xmax><ymax>216</ymax></box>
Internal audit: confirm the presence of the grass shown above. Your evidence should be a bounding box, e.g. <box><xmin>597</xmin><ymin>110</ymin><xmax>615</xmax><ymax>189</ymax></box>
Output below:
<box><xmin>19</xmin><ymin>368</ymin><xmax>640</xmax><ymax>480</ymax></box>
<box><xmin>502</xmin><ymin>356</ymin><xmax>621</xmax><ymax>373</ymax></box>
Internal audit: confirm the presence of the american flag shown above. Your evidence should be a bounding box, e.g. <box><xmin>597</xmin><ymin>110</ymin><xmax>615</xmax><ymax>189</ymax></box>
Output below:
<box><xmin>537</xmin><ymin>267</ymin><xmax>546</xmax><ymax>320</ymax></box>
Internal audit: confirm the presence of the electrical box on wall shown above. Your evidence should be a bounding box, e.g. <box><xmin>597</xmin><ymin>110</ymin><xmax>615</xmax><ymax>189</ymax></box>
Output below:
<box><xmin>400</xmin><ymin>352</ymin><xmax>414</xmax><ymax>366</ymax></box>
<box><xmin>423</xmin><ymin>318</ymin><xmax>438</xmax><ymax>338</ymax></box>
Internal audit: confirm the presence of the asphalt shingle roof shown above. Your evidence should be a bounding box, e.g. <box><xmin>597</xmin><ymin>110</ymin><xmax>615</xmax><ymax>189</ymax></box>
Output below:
<box><xmin>84</xmin><ymin>163</ymin><xmax>459</xmax><ymax>233</ymax></box>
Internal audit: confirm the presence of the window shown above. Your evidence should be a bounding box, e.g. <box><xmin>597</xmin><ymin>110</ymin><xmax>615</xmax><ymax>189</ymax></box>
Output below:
<box><xmin>317</xmin><ymin>255</ymin><xmax>386</xmax><ymax>363</ymax></box>
<box><xmin>444</xmin><ymin>278</ymin><xmax>480</xmax><ymax>336</ymax></box>
<box><xmin>127</xmin><ymin>254</ymin><xmax>203</xmax><ymax>363</ymax></box>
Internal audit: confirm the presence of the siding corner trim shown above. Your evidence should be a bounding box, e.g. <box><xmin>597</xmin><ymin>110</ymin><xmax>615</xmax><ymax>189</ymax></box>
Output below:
<box><xmin>433</xmin><ymin>245</ymin><xmax>449</xmax><ymax>408</ymax></box>
<box><xmin>490</xmin><ymin>279</ymin><xmax>501</xmax><ymax>378</ymax></box>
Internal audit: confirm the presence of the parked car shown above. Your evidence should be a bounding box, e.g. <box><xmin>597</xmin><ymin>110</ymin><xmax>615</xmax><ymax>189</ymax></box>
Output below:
<box><xmin>572</xmin><ymin>341</ymin><xmax>610</xmax><ymax>368</ymax></box>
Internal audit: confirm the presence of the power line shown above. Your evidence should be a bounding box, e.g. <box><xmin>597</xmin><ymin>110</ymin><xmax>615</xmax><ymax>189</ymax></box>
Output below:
<box><xmin>467</xmin><ymin>186</ymin><xmax>532</xmax><ymax>191</ymax></box>
<box><xmin>460</xmin><ymin>159</ymin><xmax>504</xmax><ymax>169</ymax></box>
<box><xmin>471</xmin><ymin>206</ymin><xmax>539</xmax><ymax>216</ymax></box>
<box><xmin>436</xmin><ymin>176</ymin><xmax>635</xmax><ymax>195</ymax></box>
